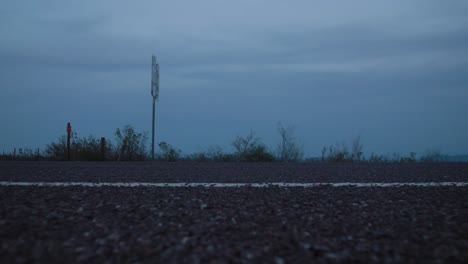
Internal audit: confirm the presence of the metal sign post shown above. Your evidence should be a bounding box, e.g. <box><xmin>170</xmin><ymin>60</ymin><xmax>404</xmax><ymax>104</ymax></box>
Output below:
<box><xmin>151</xmin><ymin>55</ymin><xmax>159</xmax><ymax>160</ymax></box>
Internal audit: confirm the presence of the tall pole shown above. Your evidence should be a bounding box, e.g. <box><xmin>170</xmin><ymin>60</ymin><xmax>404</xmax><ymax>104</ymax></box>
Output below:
<box><xmin>151</xmin><ymin>54</ymin><xmax>159</xmax><ymax>160</ymax></box>
<box><xmin>152</xmin><ymin>97</ymin><xmax>156</xmax><ymax>160</ymax></box>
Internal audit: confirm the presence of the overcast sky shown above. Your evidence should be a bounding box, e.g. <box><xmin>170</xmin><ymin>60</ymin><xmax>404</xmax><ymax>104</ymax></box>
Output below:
<box><xmin>1</xmin><ymin>0</ymin><xmax>467</xmax><ymax>157</ymax></box>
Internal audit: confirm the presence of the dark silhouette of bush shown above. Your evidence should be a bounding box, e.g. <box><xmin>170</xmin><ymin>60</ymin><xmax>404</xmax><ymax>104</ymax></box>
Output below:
<box><xmin>44</xmin><ymin>125</ymin><xmax>146</xmax><ymax>161</ymax></box>
<box><xmin>0</xmin><ymin>148</ymin><xmax>41</xmax><ymax>161</ymax></box>
<box><xmin>321</xmin><ymin>143</ymin><xmax>350</xmax><ymax>162</ymax></box>
<box><xmin>400</xmin><ymin>152</ymin><xmax>417</xmax><ymax>163</ymax></box>
<box><xmin>368</xmin><ymin>153</ymin><xmax>389</xmax><ymax>163</ymax></box>
<box><xmin>277</xmin><ymin>122</ymin><xmax>304</xmax><ymax>161</ymax></box>
<box><xmin>184</xmin><ymin>146</ymin><xmax>236</xmax><ymax>162</ymax></box>
<box><xmin>243</xmin><ymin>144</ymin><xmax>274</xmax><ymax>162</ymax></box>
<box><xmin>321</xmin><ymin>136</ymin><xmax>363</xmax><ymax>162</ymax></box>
<box><xmin>45</xmin><ymin>133</ymin><xmax>113</xmax><ymax>161</ymax></box>
<box><xmin>115</xmin><ymin>125</ymin><xmax>148</xmax><ymax>161</ymax></box>
<box><xmin>232</xmin><ymin>132</ymin><xmax>274</xmax><ymax>162</ymax></box>
<box><xmin>45</xmin><ymin>135</ymin><xmax>67</xmax><ymax>160</ymax></box>
<box><xmin>420</xmin><ymin>149</ymin><xmax>446</xmax><ymax>162</ymax></box>
<box><xmin>157</xmin><ymin>141</ymin><xmax>181</xmax><ymax>161</ymax></box>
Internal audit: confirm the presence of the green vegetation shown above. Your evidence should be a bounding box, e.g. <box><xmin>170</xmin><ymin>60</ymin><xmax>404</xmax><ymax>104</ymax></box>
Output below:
<box><xmin>27</xmin><ymin>125</ymin><xmax>147</xmax><ymax>161</ymax></box>
<box><xmin>0</xmin><ymin>123</ymin><xmax>462</xmax><ymax>163</ymax></box>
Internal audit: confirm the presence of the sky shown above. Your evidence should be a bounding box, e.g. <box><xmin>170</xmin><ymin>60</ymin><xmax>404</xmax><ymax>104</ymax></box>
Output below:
<box><xmin>1</xmin><ymin>0</ymin><xmax>467</xmax><ymax>157</ymax></box>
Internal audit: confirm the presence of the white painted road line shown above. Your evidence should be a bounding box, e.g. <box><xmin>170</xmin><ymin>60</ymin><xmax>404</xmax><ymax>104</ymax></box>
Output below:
<box><xmin>0</xmin><ymin>181</ymin><xmax>467</xmax><ymax>188</ymax></box>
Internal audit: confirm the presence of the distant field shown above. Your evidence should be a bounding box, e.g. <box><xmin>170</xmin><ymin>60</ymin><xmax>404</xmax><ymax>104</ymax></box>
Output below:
<box><xmin>1</xmin><ymin>161</ymin><xmax>467</xmax><ymax>263</ymax></box>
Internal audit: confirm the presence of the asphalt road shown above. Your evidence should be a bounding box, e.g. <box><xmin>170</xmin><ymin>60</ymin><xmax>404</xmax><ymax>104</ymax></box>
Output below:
<box><xmin>1</xmin><ymin>161</ymin><xmax>467</xmax><ymax>263</ymax></box>
<box><xmin>1</xmin><ymin>161</ymin><xmax>467</xmax><ymax>183</ymax></box>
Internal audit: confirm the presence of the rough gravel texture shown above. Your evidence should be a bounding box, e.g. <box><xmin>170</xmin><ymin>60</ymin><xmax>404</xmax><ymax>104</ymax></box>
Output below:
<box><xmin>1</xmin><ymin>162</ymin><xmax>468</xmax><ymax>263</ymax></box>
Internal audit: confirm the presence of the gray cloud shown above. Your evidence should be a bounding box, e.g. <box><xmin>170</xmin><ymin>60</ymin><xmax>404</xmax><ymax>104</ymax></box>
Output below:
<box><xmin>1</xmin><ymin>0</ymin><xmax>467</xmax><ymax>156</ymax></box>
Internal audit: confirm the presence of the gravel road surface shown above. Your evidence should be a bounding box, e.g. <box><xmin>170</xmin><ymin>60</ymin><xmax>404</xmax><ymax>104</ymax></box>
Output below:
<box><xmin>1</xmin><ymin>161</ymin><xmax>467</xmax><ymax>263</ymax></box>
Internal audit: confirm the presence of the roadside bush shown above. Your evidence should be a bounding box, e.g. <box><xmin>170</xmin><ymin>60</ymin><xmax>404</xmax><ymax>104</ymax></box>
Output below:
<box><xmin>0</xmin><ymin>148</ymin><xmax>41</xmax><ymax>161</ymax></box>
<box><xmin>350</xmin><ymin>135</ymin><xmax>364</xmax><ymax>161</ymax></box>
<box><xmin>186</xmin><ymin>152</ymin><xmax>210</xmax><ymax>162</ymax></box>
<box><xmin>71</xmin><ymin>135</ymin><xmax>103</xmax><ymax>161</ymax></box>
<box><xmin>45</xmin><ymin>133</ymin><xmax>112</xmax><ymax>161</ymax></box>
<box><xmin>368</xmin><ymin>153</ymin><xmax>389</xmax><ymax>163</ymax></box>
<box><xmin>400</xmin><ymin>152</ymin><xmax>417</xmax><ymax>163</ymax></box>
<box><xmin>321</xmin><ymin>136</ymin><xmax>364</xmax><ymax>162</ymax></box>
<box><xmin>157</xmin><ymin>141</ymin><xmax>181</xmax><ymax>161</ymax></box>
<box><xmin>321</xmin><ymin>143</ymin><xmax>350</xmax><ymax>162</ymax></box>
<box><xmin>115</xmin><ymin>125</ymin><xmax>148</xmax><ymax>161</ymax></box>
<box><xmin>206</xmin><ymin>146</ymin><xmax>226</xmax><ymax>161</ymax></box>
<box><xmin>232</xmin><ymin>132</ymin><xmax>274</xmax><ymax>162</ymax></box>
<box><xmin>45</xmin><ymin>135</ymin><xmax>67</xmax><ymax>160</ymax></box>
<box><xmin>185</xmin><ymin>146</ymin><xmax>236</xmax><ymax>162</ymax></box>
<box><xmin>243</xmin><ymin>144</ymin><xmax>274</xmax><ymax>162</ymax></box>
<box><xmin>420</xmin><ymin>149</ymin><xmax>446</xmax><ymax>162</ymax></box>
<box><xmin>277</xmin><ymin>122</ymin><xmax>304</xmax><ymax>161</ymax></box>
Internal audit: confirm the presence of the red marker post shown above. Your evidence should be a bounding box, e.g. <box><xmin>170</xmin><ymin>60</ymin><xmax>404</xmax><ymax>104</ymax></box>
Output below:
<box><xmin>66</xmin><ymin>122</ymin><xmax>72</xmax><ymax>161</ymax></box>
